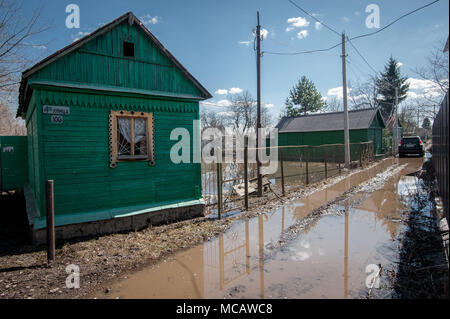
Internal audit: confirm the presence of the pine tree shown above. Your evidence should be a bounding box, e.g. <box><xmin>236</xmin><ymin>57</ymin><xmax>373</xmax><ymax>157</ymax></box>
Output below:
<box><xmin>284</xmin><ymin>76</ymin><xmax>325</xmax><ymax>117</ymax></box>
<box><xmin>422</xmin><ymin>117</ymin><xmax>431</xmax><ymax>129</ymax></box>
<box><xmin>375</xmin><ymin>56</ymin><xmax>409</xmax><ymax>118</ymax></box>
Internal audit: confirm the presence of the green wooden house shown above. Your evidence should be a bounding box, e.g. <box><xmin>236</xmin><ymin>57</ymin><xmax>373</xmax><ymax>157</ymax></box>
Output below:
<box><xmin>16</xmin><ymin>12</ymin><xmax>211</xmax><ymax>243</ymax></box>
<box><xmin>276</xmin><ymin>108</ymin><xmax>386</xmax><ymax>156</ymax></box>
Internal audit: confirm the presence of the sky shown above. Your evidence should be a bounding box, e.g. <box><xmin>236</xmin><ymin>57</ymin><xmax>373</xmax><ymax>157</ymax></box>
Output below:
<box><xmin>19</xmin><ymin>0</ymin><xmax>450</xmax><ymax>120</ymax></box>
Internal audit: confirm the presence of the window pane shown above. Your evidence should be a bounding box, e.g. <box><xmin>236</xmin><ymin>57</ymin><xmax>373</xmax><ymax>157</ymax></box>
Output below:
<box><xmin>117</xmin><ymin>117</ymin><xmax>132</xmax><ymax>156</ymax></box>
<box><xmin>134</xmin><ymin>118</ymin><xmax>147</xmax><ymax>155</ymax></box>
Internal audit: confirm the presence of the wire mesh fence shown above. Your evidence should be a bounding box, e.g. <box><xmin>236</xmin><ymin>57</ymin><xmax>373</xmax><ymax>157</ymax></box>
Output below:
<box><xmin>202</xmin><ymin>141</ymin><xmax>374</xmax><ymax>216</ymax></box>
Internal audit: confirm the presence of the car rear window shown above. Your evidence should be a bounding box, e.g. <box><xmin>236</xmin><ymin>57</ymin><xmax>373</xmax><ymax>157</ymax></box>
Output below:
<box><xmin>402</xmin><ymin>137</ymin><xmax>420</xmax><ymax>143</ymax></box>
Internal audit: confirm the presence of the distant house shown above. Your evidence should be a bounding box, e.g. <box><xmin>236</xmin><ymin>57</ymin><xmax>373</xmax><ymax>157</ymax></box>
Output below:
<box><xmin>276</xmin><ymin>108</ymin><xmax>386</xmax><ymax>155</ymax></box>
<box><xmin>384</xmin><ymin>115</ymin><xmax>403</xmax><ymax>140</ymax></box>
<box><xmin>14</xmin><ymin>12</ymin><xmax>212</xmax><ymax>244</ymax></box>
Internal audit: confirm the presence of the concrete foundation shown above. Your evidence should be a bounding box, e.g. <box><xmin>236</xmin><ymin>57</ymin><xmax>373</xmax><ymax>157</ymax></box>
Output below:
<box><xmin>31</xmin><ymin>203</ymin><xmax>204</xmax><ymax>245</ymax></box>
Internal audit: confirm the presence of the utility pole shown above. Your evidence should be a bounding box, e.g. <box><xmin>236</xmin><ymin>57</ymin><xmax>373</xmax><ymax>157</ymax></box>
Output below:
<box><xmin>256</xmin><ymin>11</ymin><xmax>262</xmax><ymax>197</ymax></box>
<box><xmin>394</xmin><ymin>87</ymin><xmax>398</xmax><ymax>155</ymax></box>
<box><xmin>341</xmin><ymin>33</ymin><xmax>350</xmax><ymax>167</ymax></box>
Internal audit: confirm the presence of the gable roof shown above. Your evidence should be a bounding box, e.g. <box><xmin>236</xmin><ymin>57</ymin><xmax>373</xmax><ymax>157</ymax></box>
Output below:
<box><xmin>17</xmin><ymin>12</ymin><xmax>211</xmax><ymax>117</ymax></box>
<box><xmin>384</xmin><ymin>115</ymin><xmax>402</xmax><ymax>129</ymax></box>
<box><xmin>276</xmin><ymin>108</ymin><xmax>385</xmax><ymax>133</ymax></box>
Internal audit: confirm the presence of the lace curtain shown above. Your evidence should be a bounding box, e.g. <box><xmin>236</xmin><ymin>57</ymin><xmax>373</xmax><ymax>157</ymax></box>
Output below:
<box><xmin>117</xmin><ymin>117</ymin><xmax>147</xmax><ymax>156</ymax></box>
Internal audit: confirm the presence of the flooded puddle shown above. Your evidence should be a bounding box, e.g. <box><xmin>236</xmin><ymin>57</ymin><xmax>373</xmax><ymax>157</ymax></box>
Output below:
<box><xmin>96</xmin><ymin>157</ymin><xmax>425</xmax><ymax>299</ymax></box>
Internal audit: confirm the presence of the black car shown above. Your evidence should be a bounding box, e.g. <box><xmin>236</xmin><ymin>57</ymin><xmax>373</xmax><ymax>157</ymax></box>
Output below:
<box><xmin>398</xmin><ymin>136</ymin><xmax>424</xmax><ymax>157</ymax></box>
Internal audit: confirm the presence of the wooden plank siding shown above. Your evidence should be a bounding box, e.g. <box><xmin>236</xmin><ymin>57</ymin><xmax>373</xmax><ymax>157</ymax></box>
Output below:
<box><xmin>30</xmin><ymin>88</ymin><xmax>201</xmax><ymax>222</ymax></box>
<box><xmin>21</xmin><ymin>18</ymin><xmax>207</xmax><ymax>228</ymax></box>
<box><xmin>27</xmin><ymin>21</ymin><xmax>202</xmax><ymax>98</ymax></box>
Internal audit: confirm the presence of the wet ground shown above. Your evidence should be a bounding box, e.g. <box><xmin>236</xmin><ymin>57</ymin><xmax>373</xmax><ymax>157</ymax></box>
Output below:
<box><xmin>94</xmin><ymin>156</ymin><xmax>427</xmax><ymax>299</ymax></box>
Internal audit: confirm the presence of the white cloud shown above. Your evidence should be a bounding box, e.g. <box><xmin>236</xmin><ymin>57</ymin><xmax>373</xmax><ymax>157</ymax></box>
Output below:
<box><xmin>297</xmin><ymin>30</ymin><xmax>308</xmax><ymax>39</ymax></box>
<box><xmin>314</xmin><ymin>22</ymin><xmax>322</xmax><ymax>30</ymax></box>
<box><xmin>265</xmin><ymin>103</ymin><xmax>275</xmax><ymax>108</ymax></box>
<box><xmin>32</xmin><ymin>44</ymin><xmax>47</xmax><ymax>50</ymax></box>
<box><xmin>72</xmin><ymin>31</ymin><xmax>91</xmax><ymax>42</ymax></box>
<box><xmin>217</xmin><ymin>99</ymin><xmax>232</xmax><ymax>107</ymax></box>
<box><xmin>406</xmin><ymin>78</ymin><xmax>445</xmax><ymax>99</ymax></box>
<box><xmin>140</xmin><ymin>14</ymin><xmax>159</xmax><ymax>25</ymax></box>
<box><xmin>215</xmin><ymin>89</ymin><xmax>228</xmax><ymax>95</ymax></box>
<box><xmin>229</xmin><ymin>87</ymin><xmax>243</xmax><ymax>94</ymax></box>
<box><xmin>327</xmin><ymin>86</ymin><xmax>351</xmax><ymax>100</ymax></box>
<box><xmin>238</xmin><ymin>41</ymin><xmax>251</xmax><ymax>46</ymax></box>
<box><xmin>287</xmin><ymin>17</ymin><xmax>310</xmax><ymax>28</ymax></box>
<box><xmin>218</xmin><ymin>111</ymin><xmax>234</xmax><ymax>117</ymax></box>
<box><xmin>285</xmin><ymin>27</ymin><xmax>294</xmax><ymax>32</ymax></box>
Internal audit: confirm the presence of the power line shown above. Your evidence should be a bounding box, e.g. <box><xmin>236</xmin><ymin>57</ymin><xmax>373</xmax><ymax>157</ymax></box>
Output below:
<box><xmin>264</xmin><ymin>0</ymin><xmax>439</xmax><ymax>56</ymax></box>
<box><xmin>346</xmin><ymin>37</ymin><xmax>378</xmax><ymax>75</ymax></box>
<box><xmin>287</xmin><ymin>0</ymin><xmax>341</xmax><ymax>37</ymax></box>
<box><xmin>349</xmin><ymin>0</ymin><xmax>440</xmax><ymax>41</ymax></box>
<box><xmin>264</xmin><ymin>41</ymin><xmax>341</xmax><ymax>55</ymax></box>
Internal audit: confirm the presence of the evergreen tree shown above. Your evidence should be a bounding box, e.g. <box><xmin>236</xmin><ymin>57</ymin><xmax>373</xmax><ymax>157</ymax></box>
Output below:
<box><xmin>422</xmin><ymin>117</ymin><xmax>431</xmax><ymax>129</ymax></box>
<box><xmin>375</xmin><ymin>56</ymin><xmax>409</xmax><ymax>118</ymax></box>
<box><xmin>284</xmin><ymin>76</ymin><xmax>325</xmax><ymax>117</ymax></box>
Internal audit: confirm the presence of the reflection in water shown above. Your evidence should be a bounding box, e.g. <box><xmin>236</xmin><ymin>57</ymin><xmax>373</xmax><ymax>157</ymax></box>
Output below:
<box><xmin>97</xmin><ymin>157</ymin><xmax>425</xmax><ymax>299</ymax></box>
<box><xmin>344</xmin><ymin>200</ymin><xmax>349</xmax><ymax>299</ymax></box>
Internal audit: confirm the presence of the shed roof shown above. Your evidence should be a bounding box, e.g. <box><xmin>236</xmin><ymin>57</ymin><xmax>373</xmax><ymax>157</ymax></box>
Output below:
<box><xmin>276</xmin><ymin>108</ymin><xmax>385</xmax><ymax>133</ymax></box>
<box><xmin>17</xmin><ymin>12</ymin><xmax>212</xmax><ymax>117</ymax></box>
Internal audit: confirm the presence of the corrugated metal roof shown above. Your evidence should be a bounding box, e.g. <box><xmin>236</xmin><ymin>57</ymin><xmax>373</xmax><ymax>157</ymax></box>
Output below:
<box><xmin>276</xmin><ymin>108</ymin><xmax>384</xmax><ymax>133</ymax></box>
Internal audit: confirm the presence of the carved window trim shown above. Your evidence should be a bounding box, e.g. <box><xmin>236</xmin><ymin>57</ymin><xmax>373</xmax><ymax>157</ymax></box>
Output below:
<box><xmin>109</xmin><ymin>110</ymin><xmax>155</xmax><ymax>168</ymax></box>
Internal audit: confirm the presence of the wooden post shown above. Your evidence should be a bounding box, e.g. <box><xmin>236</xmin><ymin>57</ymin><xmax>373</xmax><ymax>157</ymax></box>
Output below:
<box><xmin>46</xmin><ymin>180</ymin><xmax>55</xmax><ymax>262</ymax></box>
<box><xmin>359</xmin><ymin>143</ymin><xmax>363</xmax><ymax>167</ymax></box>
<box><xmin>305</xmin><ymin>147</ymin><xmax>309</xmax><ymax>185</ymax></box>
<box><xmin>324</xmin><ymin>146</ymin><xmax>327</xmax><ymax>179</ymax></box>
<box><xmin>280</xmin><ymin>148</ymin><xmax>285</xmax><ymax>196</ymax></box>
<box><xmin>217</xmin><ymin>149</ymin><xmax>223</xmax><ymax>219</ymax></box>
<box><xmin>244</xmin><ymin>144</ymin><xmax>249</xmax><ymax>210</ymax></box>
<box><xmin>338</xmin><ymin>145</ymin><xmax>342</xmax><ymax>175</ymax></box>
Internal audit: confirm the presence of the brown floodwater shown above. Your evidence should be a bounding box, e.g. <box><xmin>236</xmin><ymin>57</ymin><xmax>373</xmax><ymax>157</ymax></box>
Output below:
<box><xmin>94</xmin><ymin>156</ymin><xmax>424</xmax><ymax>299</ymax></box>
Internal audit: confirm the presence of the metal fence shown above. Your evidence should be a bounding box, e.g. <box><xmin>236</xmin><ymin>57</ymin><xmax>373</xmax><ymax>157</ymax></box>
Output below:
<box><xmin>202</xmin><ymin>141</ymin><xmax>374</xmax><ymax>216</ymax></box>
<box><xmin>432</xmin><ymin>91</ymin><xmax>449</xmax><ymax>223</ymax></box>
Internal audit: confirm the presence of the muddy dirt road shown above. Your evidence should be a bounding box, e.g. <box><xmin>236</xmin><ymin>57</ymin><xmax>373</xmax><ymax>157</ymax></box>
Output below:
<box><xmin>92</xmin><ymin>156</ymin><xmax>426</xmax><ymax>299</ymax></box>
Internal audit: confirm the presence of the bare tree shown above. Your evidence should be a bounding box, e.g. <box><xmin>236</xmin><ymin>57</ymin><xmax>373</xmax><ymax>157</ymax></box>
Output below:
<box><xmin>0</xmin><ymin>0</ymin><xmax>50</xmax><ymax>105</ymax></box>
<box><xmin>349</xmin><ymin>77</ymin><xmax>378</xmax><ymax>110</ymax></box>
<box><xmin>324</xmin><ymin>96</ymin><xmax>342</xmax><ymax>112</ymax></box>
<box><xmin>0</xmin><ymin>102</ymin><xmax>26</xmax><ymax>135</ymax></box>
<box><xmin>410</xmin><ymin>38</ymin><xmax>449</xmax><ymax>119</ymax></box>
<box><xmin>227</xmin><ymin>90</ymin><xmax>271</xmax><ymax>134</ymax></box>
<box><xmin>200</xmin><ymin>109</ymin><xmax>226</xmax><ymax>132</ymax></box>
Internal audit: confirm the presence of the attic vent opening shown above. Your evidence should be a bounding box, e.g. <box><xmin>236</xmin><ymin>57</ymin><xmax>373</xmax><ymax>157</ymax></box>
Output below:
<box><xmin>123</xmin><ymin>41</ymin><xmax>135</xmax><ymax>57</ymax></box>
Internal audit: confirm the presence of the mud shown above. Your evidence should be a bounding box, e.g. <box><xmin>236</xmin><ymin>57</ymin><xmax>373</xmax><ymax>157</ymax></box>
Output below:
<box><xmin>92</xmin><ymin>157</ymin><xmax>427</xmax><ymax>299</ymax></box>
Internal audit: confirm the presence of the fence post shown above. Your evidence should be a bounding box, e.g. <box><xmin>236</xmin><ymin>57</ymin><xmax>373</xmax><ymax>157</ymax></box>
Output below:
<box><xmin>244</xmin><ymin>143</ymin><xmax>249</xmax><ymax>210</ymax></box>
<box><xmin>217</xmin><ymin>150</ymin><xmax>222</xmax><ymax>219</ymax></box>
<box><xmin>359</xmin><ymin>143</ymin><xmax>363</xmax><ymax>167</ymax></box>
<box><xmin>46</xmin><ymin>180</ymin><xmax>55</xmax><ymax>262</ymax></box>
<box><xmin>338</xmin><ymin>145</ymin><xmax>342</xmax><ymax>175</ymax></box>
<box><xmin>280</xmin><ymin>148</ymin><xmax>285</xmax><ymax>196</ymax></box>
<box><xmin>305</xmin><ymin>146</ymin><xmax>309</xmax><ymax>185</ymax></box>
<box><xmin>324</xmin><ymin>146</ymin><xmax>327</xmax><ymax>179</ymax></box>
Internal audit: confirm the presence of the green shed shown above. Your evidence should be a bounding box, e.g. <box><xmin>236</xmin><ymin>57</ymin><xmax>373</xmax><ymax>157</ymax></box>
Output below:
<box><xmin>0</xmin><ymin>136</ymin><xmax>28</xmax><ymax>192</ymax></box>
<box><xmin>16</xmin><ymin>12</ymin><xmax>211</xmax><ymax>243</ymax></box>
<box><xmin>276</xmin><ymin>108</ymin><xmax>386</xmax><ymax>155</ymax></box>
